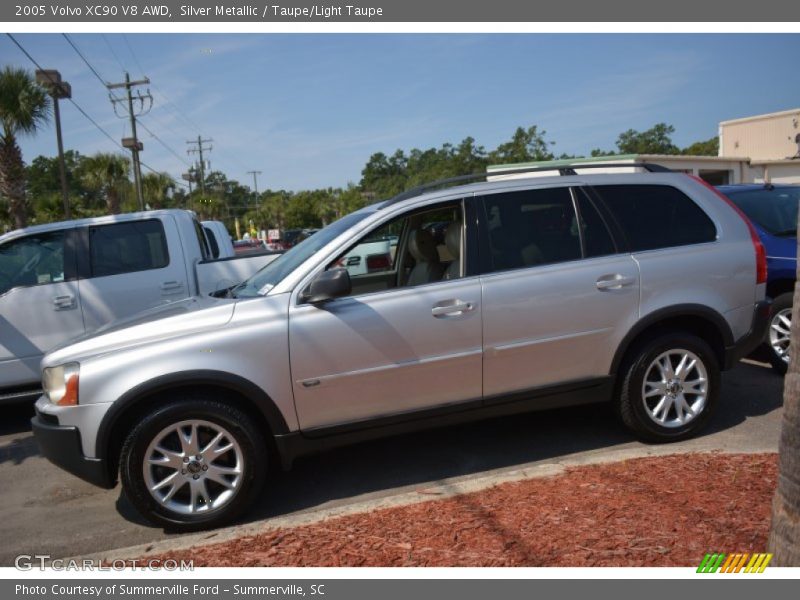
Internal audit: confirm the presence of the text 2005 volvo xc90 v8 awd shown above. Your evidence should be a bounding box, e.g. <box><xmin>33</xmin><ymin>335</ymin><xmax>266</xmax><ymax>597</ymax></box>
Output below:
<box><xmin>33</xmin><ymin>164</ymin><xmax>770</xmax><ymax>530</ymax></box>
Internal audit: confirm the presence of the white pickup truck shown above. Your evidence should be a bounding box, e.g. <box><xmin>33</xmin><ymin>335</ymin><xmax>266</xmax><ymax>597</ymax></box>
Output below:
<box><xmin>0</xmin><ymin>209</ymin><xmax>281</xmax><ymax>401</ymax></box>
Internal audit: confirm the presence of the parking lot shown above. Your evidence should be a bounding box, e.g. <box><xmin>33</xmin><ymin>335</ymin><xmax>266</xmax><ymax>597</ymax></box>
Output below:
<box><xmin>0</xmin><ymin>356</ymin><xmax>784</xmax><ymax>566</ymax></box>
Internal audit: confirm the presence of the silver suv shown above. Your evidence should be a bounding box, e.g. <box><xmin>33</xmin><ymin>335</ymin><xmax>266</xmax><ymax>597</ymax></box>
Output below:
<box><xmin>32</xmin><ymin>165</ymin><xmax>770</xmax><ymax>530</ymax></box>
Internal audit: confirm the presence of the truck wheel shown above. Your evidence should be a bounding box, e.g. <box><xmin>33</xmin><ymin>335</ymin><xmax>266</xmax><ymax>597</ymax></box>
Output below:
<box><xmin>766</xmin><ymin>292</ymin><xmax>792</xmax><ymax>376</ymax></box>
<box><xmin>617</xmin><ymin>333</ymin><xmax>720</xmax><ymax>443</ymax></box>
<box><xmin>120</xmin><ymin>397</ymin><xmax>267</xmax><ymax>531</ymax></box>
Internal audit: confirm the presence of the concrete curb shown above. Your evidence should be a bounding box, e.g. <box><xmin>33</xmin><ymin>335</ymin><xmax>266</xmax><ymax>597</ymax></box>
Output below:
<box><xmin>74</xmin><ymin>445</ymin><xmax>772</xmax><ymax>563</ymax></box>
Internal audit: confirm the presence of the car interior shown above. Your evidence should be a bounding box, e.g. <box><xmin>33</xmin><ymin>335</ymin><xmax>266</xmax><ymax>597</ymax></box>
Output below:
<box><xmin>328</xmin><ymin>203</ymin><xmax>464</xmax><ymax>297</ymax></box>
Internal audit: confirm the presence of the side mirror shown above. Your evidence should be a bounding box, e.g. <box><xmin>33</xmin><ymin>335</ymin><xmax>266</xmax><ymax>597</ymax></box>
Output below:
<box><xmin>302</xmin><ymin>267</ymin><xmax>351</xmax><ymax>304</ymax></box>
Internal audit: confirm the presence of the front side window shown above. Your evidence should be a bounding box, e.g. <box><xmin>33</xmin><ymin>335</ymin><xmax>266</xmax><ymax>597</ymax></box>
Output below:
<box><xmin>594</xmin><ymin>184</ymin><xmax>717</xmax><ymax>252</ymax></box>
<box><xmin>89</xmin><ymin>220</ymin><xmax>169</xmax><ymax>278</ymax></box>
<box><xmin>0</xmin><ymin>231</ymin><xmax>66</xmax><ymax>295</ymax></box>
<box><xmin>328</xmin><ymin>202</ymin><xmax>465</xmax><ymax>297</ymax></box>
<box><xmin>482</xmin><ymin>187</ymin><xmax>581</xmax><ymax>272</ymax></box>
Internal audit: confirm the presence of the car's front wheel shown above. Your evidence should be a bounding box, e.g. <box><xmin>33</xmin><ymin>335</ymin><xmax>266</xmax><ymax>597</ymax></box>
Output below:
<box><xmin>120</xmin><ymin>396</ymin><xmax>267</xmax><ymax>531</ymax></box>
<box><xmin>766</xmin><ymin>292</ymin><xmax>792</xmax><ymax>375</ymax></box>
<box><xmin>617</xmin><ymin>332</ymin><xmax>720</xmax><ymax>442</ymax></box>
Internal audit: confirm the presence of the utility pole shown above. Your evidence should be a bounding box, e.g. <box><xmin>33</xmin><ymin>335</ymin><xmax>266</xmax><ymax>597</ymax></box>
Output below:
<box><xmin>35</xmin><ymin>69</ymin><xmax>71</xmax><ymax>219</ymax></box>
<box><xmin>107</xmin><ymin>72</ymin><xmax>151</xmax><ymax>211</ymax></box>
<box><xmin>247</xmin><ymin>170</ymin><xmax>262</xmax><ymax>195</ymax></box>
<box><xmin>186</xmin><ymin>136</ymin><xmax>212</xmax><ymax>194</ymax></box>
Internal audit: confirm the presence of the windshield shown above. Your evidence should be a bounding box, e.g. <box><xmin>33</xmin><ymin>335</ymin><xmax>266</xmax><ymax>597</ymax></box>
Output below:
<box><xmin>231</xmin><ymin>210</ymin><xmax>372</xmax><ymax>298</ymax></box>
<box><xmin>725</xmin><ymin>187</ymin><xmax>800</xmax><ymax>237</ymax></box>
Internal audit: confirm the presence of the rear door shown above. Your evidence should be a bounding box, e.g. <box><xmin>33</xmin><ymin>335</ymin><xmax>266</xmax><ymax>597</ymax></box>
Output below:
<box><xmin>0</xmin><ymin>228</ymin><xmax>85</xmax><ymax>389</ymax></box>
<box><xmin>479</xmin><ymin>185</ymin><xmax>640</xmax><ymax>399</ymax></box>
<box><xmin>78</xmin><ymin>216</ymin><xmax>191</xmax><ymax>331</ymax></box>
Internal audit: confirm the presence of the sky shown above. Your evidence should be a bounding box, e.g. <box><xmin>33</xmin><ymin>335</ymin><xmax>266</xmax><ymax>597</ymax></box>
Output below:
<box><xmin>2</xmin><ymin>33</ymin><xmax>800</xmax><ymax>192</ymax></box>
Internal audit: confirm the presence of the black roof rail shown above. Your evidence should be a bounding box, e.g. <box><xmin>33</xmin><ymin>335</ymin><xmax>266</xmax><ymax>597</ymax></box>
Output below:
<box><xmin>380</xmin><ymin>161</ymin><xmax>673</xmax><ymax>206</ymax></box>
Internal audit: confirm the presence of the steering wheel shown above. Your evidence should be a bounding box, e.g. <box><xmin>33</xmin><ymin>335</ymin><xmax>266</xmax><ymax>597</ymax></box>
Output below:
<box><xmin>20</xmin><ymin>252</ymin><xmax>41</xmax><ymax>274</ymax></box>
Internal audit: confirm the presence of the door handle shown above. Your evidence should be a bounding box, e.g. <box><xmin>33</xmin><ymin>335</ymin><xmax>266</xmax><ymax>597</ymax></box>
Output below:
<box><xmin>53</xmin><ymin>294</ymin><xmax>76</xmax><ymax>310</ymax></box>
<box><xmin>596</xmin><ymin>274</ymin><xmax>636</xmax><ymax>291</ymax></box>
<box><xmin>160</xmin><ymin>281</ymin><xmax>184</xmax><ymax>292</ymax></box>
<box><xmin>431</xmin><ymin>300</ymin><xmax>475</xmax><ymax>318</ymax></box>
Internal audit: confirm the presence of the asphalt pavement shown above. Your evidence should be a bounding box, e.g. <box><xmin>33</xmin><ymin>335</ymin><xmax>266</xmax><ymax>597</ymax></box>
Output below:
<box><xmin>0</xmin><ymin>357</ymin><xmax>785</xmax><ymax>565</ymax></box>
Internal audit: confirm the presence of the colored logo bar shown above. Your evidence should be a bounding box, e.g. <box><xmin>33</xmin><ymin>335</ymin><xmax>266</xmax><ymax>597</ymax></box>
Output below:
<box><xmin>697</xmin><ymin>553</ymin><xmax>773</xmax><ymax>573</ymax></box>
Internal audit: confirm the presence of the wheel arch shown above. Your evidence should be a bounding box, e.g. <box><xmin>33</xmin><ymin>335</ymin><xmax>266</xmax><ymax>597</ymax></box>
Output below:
<box><xmin>610</xmin><ymin>305</ymin><xmax>733</xmax><ymax>379</ymax></box>
<box><xmin>96</xmin><ymin>370</ymin><xmax>289</xmax><ymax>485</ymax></box>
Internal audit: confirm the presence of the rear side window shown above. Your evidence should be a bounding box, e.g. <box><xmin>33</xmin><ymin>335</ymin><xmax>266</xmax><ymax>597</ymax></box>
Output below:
<box><xmin>594</xmin><ymin>185</ymin><xmax>717</xmax><ymax>252</ymax></box>
<box><xmin>482</xmin><ymin>187</ymin><xmax>582</xmax><ymax>272</ymax></box>
<box><xmin>575</xmin><ymin>190</ymin><xmax>617</xmax><ymax>258</ymax></box>
<box><xmin>89</xmin><ymin>220</ymin><xmax>169</xmax><ymax>278</ymax></box>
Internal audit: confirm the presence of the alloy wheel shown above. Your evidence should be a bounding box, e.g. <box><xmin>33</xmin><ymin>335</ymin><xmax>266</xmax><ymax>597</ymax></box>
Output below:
<box><xmin>641</xmin><ymin>349</ymin><xmax>708</xmax><ymax>429</ymax></box>
<box><xmin>142</xmin><ymin>419</ymin><xmax>244</xmax><ymax>515</ymax></box>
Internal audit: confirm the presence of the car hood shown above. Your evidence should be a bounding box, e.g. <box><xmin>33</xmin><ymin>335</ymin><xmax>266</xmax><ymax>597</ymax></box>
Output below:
<box><xmin>44</xmin><ymin>295</ymin><xmax>237</xmax><ymax>366</ymax></box>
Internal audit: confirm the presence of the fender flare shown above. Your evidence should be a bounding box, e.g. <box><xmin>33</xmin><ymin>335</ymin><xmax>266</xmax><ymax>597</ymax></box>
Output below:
<box><xmin>95</xmin><ymin>370</ymin><xmax>290</xmax><ymax>465</ymax></box>
<box><xmin>609</xmin><ymin>304</ymin><xmax>734</xmax><ymax>376</ymax></box>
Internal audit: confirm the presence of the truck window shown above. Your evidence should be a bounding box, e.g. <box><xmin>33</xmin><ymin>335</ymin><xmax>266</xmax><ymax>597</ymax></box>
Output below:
<box><xmin>203</xmin><ymin>226</ymin><xmax>221</xmax><ymax>259</ymax></box>
<box><xmin>89</xmin><ymin>220</ymin><xmax>170</xmax><ymax>278</ymax></box>
<box><xmin>0</xmin><ymin>231</ymin><xmax>67</xmax><ymax>295</ymax></box>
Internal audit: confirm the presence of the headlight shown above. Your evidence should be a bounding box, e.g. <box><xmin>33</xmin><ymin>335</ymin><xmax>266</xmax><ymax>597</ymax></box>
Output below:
<box><xmin>42</xmin><ymin>363</ymin><xmax>80</xmax><ymax>406</ymax></box>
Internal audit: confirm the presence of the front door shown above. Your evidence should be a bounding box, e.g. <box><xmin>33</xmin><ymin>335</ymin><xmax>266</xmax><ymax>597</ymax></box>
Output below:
<box><xmin>0</xmin><ymin>229</ymin><xmax>85</xmax><ymax>389</ymax></box>
<box><xmin>289</xmin><ymin>200</ymin><xmax>483</xmax><ymax>431</ymax></box>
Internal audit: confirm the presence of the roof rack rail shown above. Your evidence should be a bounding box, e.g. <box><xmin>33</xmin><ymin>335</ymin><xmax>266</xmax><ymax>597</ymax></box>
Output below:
<box><xmin>382</xmin><ymin>162</ymin><xmax>672</xmax><ymax>206</ymax></box>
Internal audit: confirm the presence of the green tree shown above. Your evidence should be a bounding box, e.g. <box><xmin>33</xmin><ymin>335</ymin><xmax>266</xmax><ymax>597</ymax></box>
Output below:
<box><xmin>616</xmin><ymin>123</ymin><xmax>679</xmax><ymax>155</ymax></box>
<box><xmin>489</xmin><ymin>125</ymin><xmax>554</xmax><ymax>164</ymax></box>
<box><xmin>0</xmin><ymin>66</ymin><xmax>50</xmax><ymax>229</ymax></box>
<box><xmin>142</xmin><ymin>172</ymin><xmax>175</xmax><ymax>210</ymax></box>
<box><xmin>682</xmin><ymin>136</ymin><xmax>719</xmax><ymax>156</ymax></box>
<box><xmin>590</xmin><ymin>148</ymin><xmax>617</xmax><ymax>157</ymax></box>
<box><xmin>360</xmin><ymin>150</ymin><xmax>409</xmax><ymax>198</ymax></box>
<box><xmin>79</xmin><ymin>153</ymin><xmax>130</xmax><ymax>215</ymax></box>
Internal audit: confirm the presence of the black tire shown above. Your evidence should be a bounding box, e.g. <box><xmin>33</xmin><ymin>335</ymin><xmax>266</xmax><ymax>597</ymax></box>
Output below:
<box><xmin>765</xmin><ymin>292</ymin><xmax>792</xmax><ymax>376</ymax></box>
<box><xmin>120</xmin><ymin>396</ymin><xmax>267</xmax><ymax>531</ymax></box>
<box><xmin>617</xmin><ymin>332</ymin><xmax>720</xmax><ymax>443</ymax></box>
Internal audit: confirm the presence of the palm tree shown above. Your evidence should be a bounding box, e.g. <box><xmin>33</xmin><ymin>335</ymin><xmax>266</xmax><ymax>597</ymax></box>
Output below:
<box><xmin>768</xmin><ymin>236</ymin><xmax>800</xmax><ymax>565</ymax></box>
<box><xmin>141</xmin><ymin>171</ymin><xmax>175</xmax><ymax>209</ymax></box>
<box><xmin>80</xmin><ymin>153</ymin><xmax>130</xmax><ymax>214</ymax></box>
<box><xmin>0</xmin><ymin>67</ymin><xmax>50</xmax><ymax>229</ymax></box>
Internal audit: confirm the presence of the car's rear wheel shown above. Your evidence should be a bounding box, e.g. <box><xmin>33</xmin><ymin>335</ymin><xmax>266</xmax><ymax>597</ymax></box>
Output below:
<box><xmin>617</xmin><ymin>332</ymin><xmax>720</xmax><ymax>442</ymax></box>
<box><xmin>766</xmin><ymin>292</ymin><xmax>792</xmax><ymax>375</ymax></box>
<box><xmin>120</xmin><ymin>396</ymin><xmax>267</xmax><ymax>531</ymax></box>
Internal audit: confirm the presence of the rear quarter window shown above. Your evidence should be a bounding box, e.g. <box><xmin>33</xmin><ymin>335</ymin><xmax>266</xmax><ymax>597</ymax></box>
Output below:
<box><xmin>593</xmin><ymin>184</ymin><xmax>717</xmax><ymax>252</ymax></box>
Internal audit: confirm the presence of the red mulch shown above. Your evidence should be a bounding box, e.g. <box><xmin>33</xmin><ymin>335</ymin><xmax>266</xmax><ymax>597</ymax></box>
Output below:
<box><xmin>146</xmin><ymin>453</ymin><xmax>778</xmax><ymax>567</ymax></box>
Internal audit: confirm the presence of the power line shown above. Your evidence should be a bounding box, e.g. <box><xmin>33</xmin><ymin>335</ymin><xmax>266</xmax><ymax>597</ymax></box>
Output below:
<box><xmin>61</xmin><ymin>34</ymin><xmax>108</xmax><ymax>88</ymax></box>
<box><xmin>114</xmin><ymin>34</ymin><xmax>252</xmax><ymax>180</ymax></box>
<box><xmin>61</xmin><ymin>33</ymin><xmax>190</xmax><ymax>168</ymax></box>
<box><xmin>122</xmin><ymin>34</ymin><xmax>146</xmax><ymax>79</ymax></box>
<box><xmin>102</xmin><ymin>34</ymin><xmax>128</xmax><ymax>74</ymax></box>
<box><xmin>7</xmin><ymin>33</ymin><xmax>122</xmax><ymax>151</ymax></box>
<box><xmin>6</xmin><ymin>34</ymin><xmax>189</xmax><ymax>193</ymax></box>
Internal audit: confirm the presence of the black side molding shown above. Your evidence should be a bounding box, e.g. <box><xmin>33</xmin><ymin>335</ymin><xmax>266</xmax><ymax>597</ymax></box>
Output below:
<box><xmin>724</xmin><ymin>300</ymin><xmax>772</xmax><ymax>370</ymax></box>
<box><xmin>273</xmin><ymin>377</ymin><xmax>613</xmax><ymax>469</ymax></box>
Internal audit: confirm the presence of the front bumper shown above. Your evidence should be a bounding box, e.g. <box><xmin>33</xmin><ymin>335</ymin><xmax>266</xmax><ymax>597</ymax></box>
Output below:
<box><xmin>723</xmin><ymin>299</ymin><xmax>772</xmax><ymax>370</ymax></box>
<box><xmin>31</xmin><ymin>410</ymin><xmax>114</xmax><ymax>489</ymax></box>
